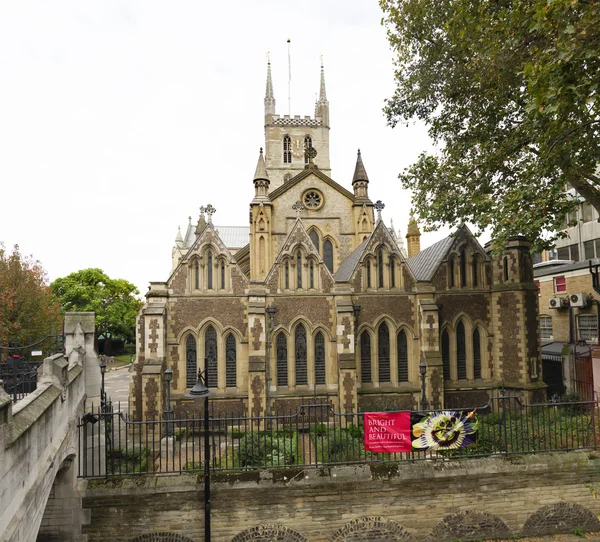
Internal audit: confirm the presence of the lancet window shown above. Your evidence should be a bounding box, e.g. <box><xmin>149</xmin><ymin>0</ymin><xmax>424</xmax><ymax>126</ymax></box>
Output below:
<box><xmin>207</xmin><ymin>251</ymin><xmax>213</xmax><ymax>290</ymax></box>
<box><xmin>473</xmin><ymin>328</ymin><xmax>482</xmax><ymax>379</ymax></box>
<box><xmin>397</xmin><ymin>330</ymin><xmax>408</xmax><ymax>382</ymax></box>
<box><xmin>205</xmin><ymin>326</ymin><xmax>218</xmax><ymax>388</ymax></box>
<box><xmin>304</xmin><ymin>136</ymin><xmax>312</xmax><ymax>164</ymax></box>
<box><xmin>378</xmin><ymin>323</ymin><xmax>390</xmax><ymax>382</ymax></box>
<box><xmin>295</xmin><ymin>324</ymin><xmax>308</xmax><ymax>385</ymax></box>
<box><xmin>456</xmin><ymin>321</ymin><xmax>467</xmax><ymax>380</ymax></box>
<box><xmin>323</xmin><ymin>240</ymin><xmax>333</xmax><ymax>273</ymax></box>
<box><xmin>442</xmin><ymin>329</ymin><xmax>450</xmax><ymax>380</ymax></box>
<box><xmin>225</xmin><ymin>333</ymin><xmax>236</xmax><ymax>388</ymax></box>
<box><xmin>360</xmin><ymin>331</ymin><xmax>371</xmax><ymax>384</ymax></box>
<box><xmin>186</xmin><ymin>335</ymin><xmax>197</xmax><ymax>387</ymax></box>
<box><xmin>314</xmin><ymin>331</ymin><xmax>325</xmax><ymax>385</ymax></box>
<box><xmin>276</xmin><ymin>333</ymin><xmax>288</xmax><ymax>387</ymax></box>
<box><xmin>283</xmin><ymin>135</ymin><xmax>292</xmax><ymax>164</ymax></box>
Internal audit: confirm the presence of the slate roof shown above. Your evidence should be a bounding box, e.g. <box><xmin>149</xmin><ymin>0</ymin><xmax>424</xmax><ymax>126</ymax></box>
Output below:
<box><xmin>534</xmin><ymin>258</ymin><xmax>600</xmax><ymax>278</ymax></box>
<box><xmin>333</xmin><ymin>239</ymin><xmax>369</xmax><ymax>282</ymax></box>
<box><xmin>407</xmin><ymin>236</ymin><xmax>454</xmax><ymax>281</ymax></box>
<box><xmin>184</xmin><ymin>226</ymin><xmax>249</xmax><ymax>250</ymax></box>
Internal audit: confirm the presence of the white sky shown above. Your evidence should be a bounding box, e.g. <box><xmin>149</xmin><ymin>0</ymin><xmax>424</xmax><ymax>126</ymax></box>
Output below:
<box><xmin>0</xmin><ymin>0</ymin><xmax>455</xmax><ymax>296</ymax></box>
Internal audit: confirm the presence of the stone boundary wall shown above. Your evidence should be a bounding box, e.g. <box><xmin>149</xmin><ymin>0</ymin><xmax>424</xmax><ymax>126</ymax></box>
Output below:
<box><xmin>81</xmin><ymin>451</ymin><xmax>600</xmax><ymax>542</ymax></box>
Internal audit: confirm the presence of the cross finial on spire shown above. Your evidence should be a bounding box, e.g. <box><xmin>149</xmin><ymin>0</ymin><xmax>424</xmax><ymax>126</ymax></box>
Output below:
<box><xmin>375</xmin><ymin>200</ymin><xmax>385</xmax><ymax>222</ymax></box>
<box><xmin>292</xmin><ymin>200</ymin><xmax>305</xmax><ymax>218</ymax></box>
<box><xmin>205</xmin><ymin>204</ymin><xmax>216</xmax><ymax>224</ymax></box>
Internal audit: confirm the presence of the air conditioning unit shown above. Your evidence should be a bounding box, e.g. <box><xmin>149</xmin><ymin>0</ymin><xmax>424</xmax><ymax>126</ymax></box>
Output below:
<box><xmin>569</xmin><ymin>293</ymin><xmax>588</xmax><ymax>308</ymax></box>
<box><xmin>549</xmin><ymin>297</ymin><xmax>564</xmax><ymax>309</ymax></box>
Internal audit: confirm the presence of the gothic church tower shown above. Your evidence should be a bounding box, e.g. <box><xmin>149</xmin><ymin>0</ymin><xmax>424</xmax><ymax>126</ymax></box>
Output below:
<box><xmin>263</xmin><ymin>61</ymin><xmax>331</xmax><ymax>190</ymax></box>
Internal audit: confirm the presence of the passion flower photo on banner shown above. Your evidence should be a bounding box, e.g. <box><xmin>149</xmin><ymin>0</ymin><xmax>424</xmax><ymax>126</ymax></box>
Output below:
<box><xmin>363</xmin><ymin>410</ymin><xmax>478</xmax><ymax>453</ymax></box>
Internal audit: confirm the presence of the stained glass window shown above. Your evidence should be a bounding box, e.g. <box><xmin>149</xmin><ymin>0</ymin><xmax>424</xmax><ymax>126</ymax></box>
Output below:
<box><xmin>397</xmin><ymin>330</ymin><xmax>408</xmax><ymax>382</ymax></box>
<box><xmin>472</xmin><ymin>254</ymin><xmax>479</xmax><ymax>287</ymax></box>
<box><xmin>295</xmin><ymin>324</ymin><xmax>307</xmax><ymax>385</ymax></box>
<box><xmin>276</xmin><ymin>333</ymin><xmax>288</xmax><ymax>387</ymax></box>
<box><xmin>309</xmin><ymin>230</ymin><xmax>320</xmax><ymax>253</ymax></box>
<box><xmin>360</xmin><ymin>331</ymin><xmax>371</xmax><ymax>384</ymax></box>
<box><xmin>225</xmin><ymin>333</ymin><xmax>236</xmax><ymax>387</ymax></box>
<box><xmin>390</xmin><ymin>257</ymin><xmax>396</xmax><ymax>288</ymax></box>
<box><xmin>473</xmin><ymin>328</ymin><xmax>481</xmax><ymax>380</ymax></box>
<box><xmin>457</xmin><ymin>321</ymin><xmax>467</xmax><ymax>380</ymax></box>
<box><xmin>205</xmin><ymin>326</ymin><xmax>218</xmax><ymax>388</ymax></box>
<box><xmin>186</xmin><ymin>335</ymin><xmax>197</xmax><ymax>387</ymax></box>
<box><xmin>378</xmin><ymin>250</ymin><xmax>384</xmax><ymax>288</ymax></box>
<box><xmin>297</xmin><ymin>252</ymin><xmax>302</xmax><ymax>288</ymax></box>
<box><xmin>207</xmin><ymin>251</ymin><xmax>213</xmax><ymax>290</ymax></box>
<box><xmin>194</xmin><ymin>261</ymin><xmax>199</xmax><ymax>290</ymax></box>
<box><xmin>378</xmin><ymin>323</ymin><xmax>390</xmax><ymax>382</ymax></box>
<box><xmin>442</xmin><ymin>330</ymin><xmax>450</xmax><ymax>380</ymax></box>
<box><xmin>314</xmin><ymin>331</ymin><xmax>325</xmax><ymax>385</ymax></box>
<box><xmin>323</xmin><ymin>240</ymin><xmax>333</xmax><ymax>273</ymax></box>
<box><xmin>310</xmin><ymin>261</ymin><xmax>314</xmax><ymax>289</ymax></box>
<box><xmin>221</xmin><ymin>261</ymin><xmax>225</xmax><ymax>290</ymax></box>
<box><xmin>285</xmin><ymin>261</ymin><xmax>289</xmax><ymax>289</ymax></box>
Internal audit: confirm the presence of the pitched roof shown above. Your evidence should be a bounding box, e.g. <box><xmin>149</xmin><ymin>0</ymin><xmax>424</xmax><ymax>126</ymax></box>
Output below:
<box><xmin>333</xmin><ymin>239</ymin><xmax>369</xmax><ymax>282</ymax></box>
<box><xmin>214</xmin><ymin>226</ymin><xmax>250</xmax><ymax>249</ymax></box>
<box><xmin>352</xmin><ymin>150</ymin><xmax>369</xmax><ymax>184</ymax></box>
<box><xmin>269</xmin><ymin>167</ymin><xmax>354</xmax><ymax>201</ymax></box>
<box><xmin>407</xmin><ymin>236</ymin><xmax>454</xmax><ymax>281</ymax></box>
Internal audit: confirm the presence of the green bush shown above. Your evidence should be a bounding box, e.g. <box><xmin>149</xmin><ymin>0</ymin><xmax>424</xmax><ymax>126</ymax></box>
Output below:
<box><xmin>236</xmin><ymin>430</ymin><xmax>298</xmax><ymax>468</ymax></box>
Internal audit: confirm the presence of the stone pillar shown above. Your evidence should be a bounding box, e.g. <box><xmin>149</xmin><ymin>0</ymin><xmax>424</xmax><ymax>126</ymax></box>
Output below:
<box><xmin>64</xmin><ymin>312</ymin><xmax>98</xmax><ymax>405</ymax></box>
<box><xmin>247</xmin><ymin>295</ymin><xmax>267</xmax><ymax>419</ymax></box>
<box><xmin>140</xmin><ymin>364</ymin><xmax>164</xmax><ymax>420</ymax></box>
<box><xmin>419</xmin><ymin>298</ymin><xmax>444</xmax><ymax>409</ymax></box>
<box><xmin>336</xmin><ymin>297</ymin><xmax>358</xmax><ymax>414</ymax></box>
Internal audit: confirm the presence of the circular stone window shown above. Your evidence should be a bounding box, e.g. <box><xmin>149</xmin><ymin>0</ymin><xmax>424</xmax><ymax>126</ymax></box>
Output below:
<box><xmin>303</xmin><ymin>189</ymin><xmax>323</xmax><ymax>210</ymax></box>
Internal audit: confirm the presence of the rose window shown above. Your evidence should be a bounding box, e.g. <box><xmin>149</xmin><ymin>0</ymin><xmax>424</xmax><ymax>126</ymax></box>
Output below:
<box><xmin>303</xmin><ymin>190</ymin><xmax>322</xmax><ymax>209</ymax></box>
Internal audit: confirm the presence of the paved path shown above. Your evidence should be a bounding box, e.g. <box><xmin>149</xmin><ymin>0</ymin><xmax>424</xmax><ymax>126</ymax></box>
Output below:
<box><xmin>104</xmin><ymin>365</ymin><xmax>132</xmax><ymax>413</ymax></box>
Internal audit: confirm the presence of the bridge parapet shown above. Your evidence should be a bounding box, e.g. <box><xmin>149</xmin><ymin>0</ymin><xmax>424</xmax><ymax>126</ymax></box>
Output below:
<box><xmin>0</xmin><ymin>313</ymin><xmax>96</xmax><ymax>542</ymax></box>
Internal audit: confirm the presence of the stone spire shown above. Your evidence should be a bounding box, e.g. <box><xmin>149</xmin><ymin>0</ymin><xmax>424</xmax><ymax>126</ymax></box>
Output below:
<box><xmin>252</xmin><ymin>148</ymin><xmax>271</xmax><ymax>203</ymax></box>
<box><xmin>406</xmin><ymin>210</ymin><xmax>421</xmax><ymax>258</ymax></box>
<box><xmin>315</xmin><ymin>59</ymin><xmax>329</xmax><ymax>127</ymax></box>
<box><xmin>264</xmin><ymin>60</ymin><xmax>276</xmax><ymax>117</ymax></box>
<box><xmin>175</xmin><ymin>225</ymin><xmax>183</xmax><ymax>246</ymax></box>
<box><xmin>318</xmin><ymin>61</ymin><xmax>327</xmax><ymax>103</ymax></box>
<box><xmin>195</xmin><ymin>208</ymin><xmax>206</xmax><ymax>235</ymax></box>
<box><xmin>352</xmin><ymin>149</ymin><xmax>370</xmax><ymax>200</ymax></box>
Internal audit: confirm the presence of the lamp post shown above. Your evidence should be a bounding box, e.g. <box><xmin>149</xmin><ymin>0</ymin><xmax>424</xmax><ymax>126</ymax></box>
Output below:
<box><xmin>265</xmin><ymin>305</ymin><xmax>278</xmax><ymax>417</ymax></box>
<box><xmin>185</xmin><ymin>369</ymin><xmax>212</xmax><ymax>542</ymax></box>
<box><xmin>100</xmin><ymin>362</ymin><xmax>107</xmax><ymax>412</ymax></box>
<box><xmin>164</xmin><ymin>368</ymin><xmax>173</xmax><ymax>437</ymax></box>
<box><xmin>419</xmin><ymin>361</ymin><xmax>429</xmax><ymax>411</ymax></box>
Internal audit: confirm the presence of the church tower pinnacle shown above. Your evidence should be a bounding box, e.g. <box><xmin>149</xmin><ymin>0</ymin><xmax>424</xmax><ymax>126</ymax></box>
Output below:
<box><xmin>406</xmin><ymin>210</ymin><xmax>421</xmax><ymax>258</ymax></box>
<box><xmin>315</xmin><ymin>60</ymin><xmax>329</xmax><ymax>127</ymax></box>
<box><xmin>264</xmin><ymin>59</ymin><xmax>276</xmax><ymax>118</ymax></box>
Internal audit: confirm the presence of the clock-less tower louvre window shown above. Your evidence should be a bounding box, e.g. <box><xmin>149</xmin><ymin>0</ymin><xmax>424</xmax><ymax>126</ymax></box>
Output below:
<box><xmin>283</xmin><ymin>135</ymin><xmax>292</xmax><ymax>164</ymax></box>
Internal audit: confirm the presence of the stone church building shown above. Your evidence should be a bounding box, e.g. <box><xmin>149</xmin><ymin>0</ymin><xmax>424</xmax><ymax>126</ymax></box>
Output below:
<box><xmin>130</xmin><ymin>62</ymin><xmax>543</xmax><ymax>420</ymax></box>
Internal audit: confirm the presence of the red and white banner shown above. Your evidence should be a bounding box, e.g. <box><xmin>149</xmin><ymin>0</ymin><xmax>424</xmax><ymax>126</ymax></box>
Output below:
<box><xmin>363</xmin><ymin>411</ymin><xmax>412</xmax><ymax>453</ymax></box>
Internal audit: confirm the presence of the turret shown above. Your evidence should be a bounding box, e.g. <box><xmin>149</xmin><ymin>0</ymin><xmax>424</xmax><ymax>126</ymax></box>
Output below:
<box><xmin>252</xmin><ymin>148</ymin><xmax>271</xmax><ymax>203</ymax></box>
<box><xmin>250</xmin><ymin>149</ymin><xmax>273</xmax><ymax>281</ymax></box>
<box><xmin>406</xmin><ymin>211</ymin><xmax>421</xmax><ymax>258</ymax></box>
<box><xmin>352</xmin><ymin>149</ymin><xmax>370</xmax><ymax>200</ymax></box>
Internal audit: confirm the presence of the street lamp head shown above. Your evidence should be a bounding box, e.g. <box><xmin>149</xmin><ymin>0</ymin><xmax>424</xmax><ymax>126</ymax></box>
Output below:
<box><xmin>353</xmin><ymin>304</ymin><xmax>361</xmax><ymax>319</ymax></box>
<box><xmin>185</xmin><ymin>369</ymin><xmax>211</xmax><ymax>398</ymax></box>
<box><xmin>266</xmin><ymin>305</ymin><xmax>278</xmax><ymax>317</ymax></box>
<box><xmin>164</xmin><ymin>368</ymin><xmax>173</xmax><ymax>383</ymax></box>
<box><xmin>419</xmin><ymin>360</ymin><xmax>427</xmax><ymax>376</ymax></box>
<box><xmin>100</xmin><ymin>362</ymin><xmax>106</xmax><ymax>375</ymax></box>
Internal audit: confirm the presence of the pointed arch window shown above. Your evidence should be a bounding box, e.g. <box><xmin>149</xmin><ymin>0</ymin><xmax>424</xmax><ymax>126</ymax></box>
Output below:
<box><xmin>309</xmin><ymin>230</ymin><xmax>320</xmax><ymax>254</ymax></box>
<box><xmin>360</xmin><ymin>331</ymin><xmax>371</xmax><ymax>384</ymax></box>
<box><xmin>207</xmin><ymin>251</ymin><xmax>213</xmax><ymax>289</ymax></box>
<box><xmin>304</xmin><ymin>136</ymin><xmax>312</xmax><ymax>164</ymax></box>
<box><xmin>186</xmin><ymin>335</ymin><xmax>197</xmax><ymax>387</ymax></box>
<box><xmin>310</xmin><ymin>261</ymin><xmax>315</xmax><ymax>289</ymax></box>
<box><xmin>503</xmin><ymin>257</ymin><xmax>509</xmax><ymax>282</ymax></box>
<box><xmin>297</xmin><ymin>251</ymin><xmax>302</xmax><ymax>288</ymax></box>
<box><xmin>314</xmin><ymin>331</ymin><xmax>326</xmax><ymax>385</ymax></box>
<box><xmin>378</xmin><ymin>323</ymin><xmax>391</xmax><ymax>383</ymax></box>
<box><xmin>390</xmin><ymin>257</ymin><xmax>396</xmax><ymax>288</ymax></box>
<box><xmin>276</xmin><ymin>333</ymin><xmax>288</xmax><ymax>387</ymax></box>
<box><xmin>457</xmin><ymin>321</ymin><xmax>467</xmax><ymax>380</ymax></box>
<box><xmin>194</xmin><ymin>261</ymin><xmax>199</xmax><ymax>290</ymax></box>
<box><xmin>397</xmin><ymin>330</ymin><xmax>408</xmax><ymax>382</ymax></box>
<box><xmin>378</xmin><ymin>249</ymin><xmax>384</xmax><ymax>288</ymax></box>
<box><xmin>442</xmin><ymin>329</ymin><xmax>450</xmax><ymax>380</ymax></box>
<box><xmin>449</xmin><ymin>258</ymin><xmax>455</xmax><ymax>287</ymax></box>
<box><xmin>220</xmin><ymin>261</ymin><xmax>226</xmax><ymax>290</ymax></box>
<box><xmin>225</xmin><ymin>333</ymin><xmax>236</xmax><ymax>387</ymax></box>
<box><xmin>285</xmin><ymin>261</ymin><xmax>290</xmax><ymax>289</ymax></box>
<box><xmin>473</xmin><ymin>328</ymin><xmax>482</xmax><ymax>379</ymax></box>
<box><xmin>323</xmin><ymin>239</ymin><xmax>333</xmax><ymax>273</ymax></box>
<box><xmin>367</xmin><ymin>260</ymin><xmax>372</xmax><ymax>288</ymax></box>
<box><xmin>205</xmin><ymin>326</ymin><xmax>218</xmax><ymax>388</ymax></box>
<box><xmin>472</xmin><ymin>254</ymin><xmax>479</xmax><ymax>287</ymax></box>
<box><xmin>283</xmin><ymin>135</ymin><xmax>292</xmax><ymax>164</ymax></box>
<box><xmin>460</xmin><ymin>246</ymin><xmax>467</xmax><ymax>287</ymax></box>
<box><xmin>295</xmin><ymin>324</ymin><xmax>307</xmax><ymax>385</ymax></box>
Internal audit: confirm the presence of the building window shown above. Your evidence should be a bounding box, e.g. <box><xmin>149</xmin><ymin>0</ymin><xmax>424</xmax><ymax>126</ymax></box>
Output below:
<box><xmin>221</xmin><ymin>261</ymin><xmax>226</xmax><ymax>290</ymax></box>
<box><xmin>585</xmin><ymin>240</ymin><xmax>595</xmax><ymax>260</ymax></box>
<box><xmin>460</xmin><ymin>247</ymin><xmax>467</xmax><ymax>287</ymax></box>
<box><xmin>540</xmin><ymin>316</ymin><xmax>553</xmax><ymax>340</ymax></box>
<box><xmin>557</xmin><ymin>243</ymin><xmax>579</xmax><ymax>261</ymax></box>
<box><xmin>577</xmin><ymin>315</ymin><xmax>598</xmax><ymax>342</ymax></box>
<box><xmin>378</xmin><ymin>249</ymin><xmax>384</xmax><ymax>288</ymax></box>
<box><xmin>205</xmin><ymin>326</ymin><xmax>218</xmax><ymax>388</ymax></box>
<box><xmin>276</xmin><ymin>333</ymin><xmax>288</xmax><ymax>387</ymax></box>
<box><xmin>378</xmin><ymin>323</ymin><xmax>391</xmax><ymax>383</ymax></box>
<box><xmin>225</xmin><ymin>333</ymin><xmax>236</xmax><ymax>387</ymax></box>
<box><xmin>310</xmin><ymin>261</ymin><xmax>314</xmax><ymax>289</ymax></box>
<box><xmin>323</xmin><ymin>239</ymin><xmax>333</xmax><ymax>273</ymax></box>
<box><xmin>367</xmin><ymin>260</ymin><xmax>372</xmax><ymax>288</ymax></box>
<box><xmin>473</xmin><ymin>328</ymin><xmax>481</xmax><ymax>379</ymax></box>
<box><xmin>304</xmin><ymin>136</ymin><xmax>312</xmax><ymax>164</ymax></box>
<box><xmin>456</xmin><ymin>321</ymin><xmax>467</xmax><ymax>380</ymax></box>
<box><xmin>449</xmin><ymin>258</ymin><xmax>455</xmax><ymax>287</ymax></box>
<box><xmin>390</xmin><ymin>257</ymin><xmax>396</xmax><ymax>288</ymax></box>
<box><xmin>285</xmin><ymin>261</ymin><xmax>290</xmax><ymax>289</ymax></box>
<box><xmin>295</xmin><ymin>324</ymin><xmax>308</xmax><ymax>385</ymax></box>
<box><xmin>297</xmin><ymin>251</ymin><xmax>302</xmax><ymax>288</ymax></box>
<box><xmin>309</xmin><ymin>230</ymin><xmax>320</xmax><ymax>253</ymax></box>
<box><xmin>441</xmin><ymin>330</ymin><xmax>450</xmax><ymax>380</ymax></box>
<box><xmin>207</xmin><ymin>251</ymin><xmax>213</xmax><ymax>289</ymax></box>
<box><xmin>314</xmin><ymin>331</ymin><xmax>325</xmax><ymax>385</ymax></box>
<box><xmin>360</xmin><ymin>331</ymin><xmax>371</xmax><ymax>384</ymax></box>
<box><xmin>503</xmin><ymin>257</ymin><xmax>509</xmax><ymax>282</ymax></box>
<box><xmin>185</xmin><ymin>335</ymin><xmax>197</xmax><ymax>387</ymax></box>
<box><xmin>303</xmin><ymin>190</ymin><xmax>323</xmax><ymax>209</ymax></box>
<box><xmin>472</xmin><ymin>254</ymin><xmax>479</xmax><ymax>287</ymax></box>
<box><xmin>397</xmin><ymin>330</ymin><xmax>408</xmax><ymax>382</ymax></box>
<box><xmin>283</xmin><ymin>135</ymin><xmax>292</xmax><ymax>164</ymax></box>
<box><xmin>554</xmin><ymin>276</ymin><xmax>566</xmax><ymax>294</ymax></box>
<box><xmin>194</xmin><ymin>261</ymin><xmax>199</xmax><ymax>290</ymax></box>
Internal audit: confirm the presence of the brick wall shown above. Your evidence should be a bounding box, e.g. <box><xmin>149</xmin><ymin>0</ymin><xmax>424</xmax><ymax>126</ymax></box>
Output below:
<box><xmin>82</xmin><ymin>451</ymin><xmax>600</xmax><ymax>542</ymax></box>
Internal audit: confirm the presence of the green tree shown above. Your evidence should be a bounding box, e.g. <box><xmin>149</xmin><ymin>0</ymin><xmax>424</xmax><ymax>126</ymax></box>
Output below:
<box><xmin>51</xmin><ymin>269</ymin><xmax>142</xmax><ymax>354</ymax></box>
<box><xmin>0</xmin><ymin>244</ymin><xmax>62</xmax><ymax>350</ymax></box>
<box><xmin>380</xmin><ymin>0</ymin><xmax>600</xmax><ymax>250</ymax></box>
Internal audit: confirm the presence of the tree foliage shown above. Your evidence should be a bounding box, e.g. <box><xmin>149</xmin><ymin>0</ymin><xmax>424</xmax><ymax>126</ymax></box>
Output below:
<box><xmin>51</xmin><ymin>268</ymin><xmax>142</xmax><ymax>345</ymax></box>
<box><xmin>0</xmin><ymin>244</ymin><xmax>62</xmax><ymax>347</ymax></box>
<box><xmin>380</xmin><ymin>0</ymin><xmax>600</xmax><ymax>250</ymax></box>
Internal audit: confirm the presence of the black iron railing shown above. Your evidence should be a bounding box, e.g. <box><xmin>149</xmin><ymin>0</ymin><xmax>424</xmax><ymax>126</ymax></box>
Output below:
<box><xmin>0</xmin><ymin>361</ymin><xmax>42</xmax><ymax>402</ymax></box>
<box><xmin>77</xmin><ymin>393</ymin><xmax>600</xmax><ymax>479</ymax></box>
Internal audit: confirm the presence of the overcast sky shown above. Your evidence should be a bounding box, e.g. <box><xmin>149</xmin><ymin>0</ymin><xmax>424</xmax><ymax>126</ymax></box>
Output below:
<box><xmin>1</xmin><ymin>0</ymin><xmax>456</xmax><ymax>295</ymax></box>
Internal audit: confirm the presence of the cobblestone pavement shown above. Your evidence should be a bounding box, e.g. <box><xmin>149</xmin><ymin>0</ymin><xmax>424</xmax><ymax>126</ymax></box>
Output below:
<box><xmin>104</xmin><ymin>365</ymin><xmax>131</xmax><ymax>412</ymax></box>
